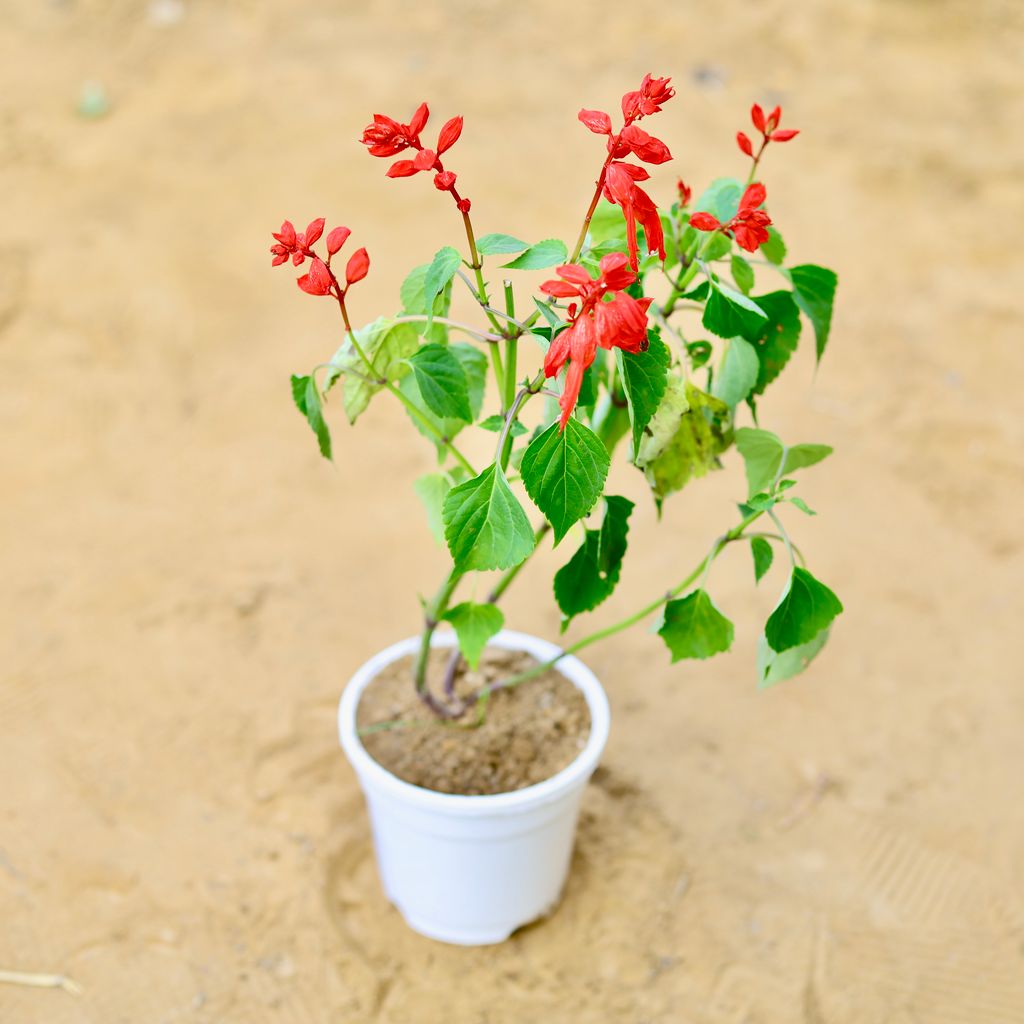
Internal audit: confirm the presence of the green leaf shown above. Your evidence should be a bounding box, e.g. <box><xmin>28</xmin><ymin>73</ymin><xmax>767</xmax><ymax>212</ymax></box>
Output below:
<box><xmin>658</xmin><ymin>589</ymin><xmax>735</xmax><ymax>662</ymax></box>
<box><xmin>290</xmin><ymin>374</ymin><xmax>332</xmax><ymax>460</ymax></box>
<box><xmin>501</xmin><ymin>239</ymin><xmax>568</xmax><ymax>270</ymax></box>
<box><xmin>532</xmin><ymin>298</ymin><xmax>564</xmax><ymax>331</ymax></box>
<box><xmin>744</xmin><ymin>291</ymin><xmax>801</xmax><ymax>396</ymax></box>
<box><xmin>751</xmin><ymin>536</ymin><xmax>773</xmax><ymax>583</ymax></box>
<box><xmin>399</xmin><ymin>263</ymin><xmax>451</xmax><ymax>345</ymax></box>
<box><xmin>442</xmin><ymin>463</ymin><xmax>536</xmax><ymax>571</ymax></box>
<box><xmin>636</xmin><ymin>380</ymin><xmax>731</xmax><ymax>506</ymax></box>
<box><xmin>587</xmin><ymin>200</ymin><xmax>627</xmax><ymax>244</ymax></box>
<box><xmin>442</xmin><ymin>602</ymin><xmax>505</xmax><ymax>670</ymax></box>
<box><xmin>405</xmin><ymin>344</ymin><xmax>471</xmax><ymax>421</ymax></box>
<box><xmin>520</xmin><ymin>419</ymin><xmax>609</xmax><ymax>544</ymax></box>
<box><xmin>756</xmin><ymin>628</ymin><xmax>830</xmax><ymax>687</ymax></box>
<box><xmin>424</xmin><ymin>246</ymin><xmax>463</xmax><ymax>325</ymax></box>
<box><xmin>553</xmin><ymin>496</ymin><xmax>633</xmax><ymax>624</ymax></box>
<box><xmin>789</xmin><ymin>264</ymin><xmax>838</xmax><ymax>362</ymax></box>
<box><xmin>616</xmin><ymin>329</ymin><xmax>670</xmax><ymax>456</ymax></box>
<box><xmin>731</xmin><ymin>254</ymin><xmax>755</xmax><ymax>295</ymax></box>
<box><xmin>476</xmin><ymin>233</ymin><xmax>529</xmax><ymax>256</ymax></box>
<box><xmin>760</xmin><ymin>227</ymin><xmax>787</xmax><ymax>266</ymax></box>
<box><xmin>327</xmin><ymin>317</ymin><xmax>421</xmax><ymax>423</ymax></box>
<box><xmin>694</xmin><ymin>177</ymin><xmax>743</xmax><ymax>223</ymax></box>
<box><xmin>703</xmin><ymin>283</ymin><xmax>767</xmax><ymax>340</ymax></box>
<box><xmin>576</xmin><ymin>349</ymin><xmax>605</xmax><ymax>410</ymax></box>
<box><xmin>765</xmin><ymin>567</ymin><xmax>843</xmax><ymax>654</ymax></box>
<box><xmin>782</xmin><ymin>443</ymin><xmax>833</xmax><ymax>475</ymax></box>
<box><xmin>712</xmin><ymin>336</ymin><xmax>759</xmax><ymax>408</ymax></box>
<box><xmin>686</xmin><ymin>340</ymin><xmax>713</xmax><ymax>368</ymax></box>
<box><xmin>400</xmin><ymin>343</ymin><xmax>488</xmax><ymax>455</ymax></box>
<box><xmin>734</xmin><ymin>427</ymin><xmax>784</xmax><ymax>498</ymax></box>
<box><xmin>789</xmin><ymin>496</ymin><xmax>816</xmax><ymax>516</ymax></box>
<box><xmin>702</xmin><ymin>233</ymin><xmax>733</xmax><ymax>261</ymax></box>
<box><xmin>478</xmin><ymin>414</ymin><xmax>527</xmax><ymax>436</ymax></box>
<box><xmin>414</xmin><ymin>473</ymin><xmax>451</xmax><ymax>545</ymax></box>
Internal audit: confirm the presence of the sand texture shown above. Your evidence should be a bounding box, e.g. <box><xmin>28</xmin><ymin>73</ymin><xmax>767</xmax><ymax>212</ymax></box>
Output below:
<box><xmin>2</xmin><ymin>1</ymin><xmax>1024</xmax><ymax>1020</ymax></box>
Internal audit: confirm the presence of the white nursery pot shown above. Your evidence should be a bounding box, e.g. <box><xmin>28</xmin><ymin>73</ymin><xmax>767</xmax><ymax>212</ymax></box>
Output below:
<box><xmin>337</xmin><ymin>629</ymin><xmax>611</xmax><ymax>946</ymax></box>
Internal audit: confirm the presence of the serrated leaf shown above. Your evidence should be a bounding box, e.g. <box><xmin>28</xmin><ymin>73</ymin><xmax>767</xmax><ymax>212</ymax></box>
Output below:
<box><xmin>751</xmin><ymin>536</ymin><xmax>773</xmax><ymax>583</ymax></box>
<box><xmin>636</xmin><ymin>380</ymin><xmax>731</xmax><ymax>506</ymax></box>
<box><xmin>501</xmin><ymin>239</ymin><xmax>568</xmax><ymax>270</ymax></box>
<box><xmin>616</xmin><ymin>329</ymin><xmax>670</xmax><ymax>456</ymax></box>
<box><xmin>399</xmin><ymin>263</ymin><xmax>451</xmax><ymax>344</ymax></box>
<box><xmin>478</xmin><ymin>414</ymin><xmax>527</xmax><ymax>436</ymax></box>
<box><xmin>745</xmin><ymin>291</ymin><xmax>801</xmax><ymax>396</ymax></box>
<box><xmin>442</xmin><ymin>463</ymin><xmax>536</xmax><ymax>571</ymax></box>
<box><xmin>400</xmin><ymin>343</ymin><xmax>488</xmax><ymax>455</ymax></box>
<box><xmin>703</xmin><ymin>283</ymin><xmax>767</xmax><ymax>340</ymax></box>
<box><xmin>290</xmin><ymin>374</ymin><xmax>332</xmax><ymax>460</ymax></box>
<box><xmin>760</xmin><ymin>227</ymin><xmax>787</xmax><ymax>266</ymax></box>
<box><xmin>789</xmin><ymin>264</ymin><xmax>838</xmax><ymax>362</ymax></box>
<box><xmin>414</xmin><ymin>473</ymin><xmax>451</xmax><ymax>545</ymax></box>
<box><xmin>731</xmin><ymin>254</ymin><xmax>755</xmax><ymax>295</ymax></box>
<box><xmin>694</xmin><ymin>177</ymin><xmax>743</xmax><ymax>223</ymax></box>
<box><xmin>476</xmin><ymin>233</ymin><xmax>529</xmax><ymax>256</ymax></box>
<box><xmin>405</xmin><ymin>344</ymin><xmax>471</xmax><ymax>421</ymax></box>
<box><xmin>326</xmin><ymin>317</ymin><xmax>421</xmax><ymax>423</ymax></box>
<box><xmin>765</xmin><ymin>567</ymin><xmax>843</xmax><ymax>654</ymax></box>
<box><xmin>756</xmin><ymin>628</ymin><xmax>830</xmax><ymax>687</ymax></box>
<box><xmin>442</xmin><ymin>602</ymin><xmax>505</xmax><ymax>670</ymax></box>
<box><xmin>553</xmin><ymin>495</ymin><xmax>633</xmax><ymax>624</ymax></box>
<box><xmin>658</xmin><ymin>589</ymin><xmax>735</xmax><ymax>662</ymax></box>
<box><xmin>424</xmin><ymin>246</ymin><xmax>463</xmax><ymax>325</ymax></box>
<box><xmin>712</xmin><ymin>336</ymin><xmax>759</xmax><ymax>408</ymax></box>
<box><xmin>520</xmin><ymin>419</ymin><xmax>609</xmax><ymax>544</ymax></box>
<box><xmin>576</xmin><ymin>349</ymin><xmax>605</xmax><ymax>410</ymax></box>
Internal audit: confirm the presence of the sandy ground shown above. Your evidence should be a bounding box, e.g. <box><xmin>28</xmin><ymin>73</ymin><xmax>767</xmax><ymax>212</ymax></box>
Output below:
<box><xmin>3</xmin><ymin>1</ymin><xmax>1024</xmax><ymax>1020</ymax></box>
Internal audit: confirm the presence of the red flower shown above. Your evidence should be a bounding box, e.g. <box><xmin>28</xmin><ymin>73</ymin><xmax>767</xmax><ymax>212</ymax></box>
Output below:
<box><xmin>620</xmin><ymin>73</ymin><xmax>675</xmax><ymax>124</ymax></box>
<box><xmin>297</xmin><ymin>256</ymin><xmax>332</xmax><ymax>296</ymax></box>
<box><xmin>436</xmin><ymin>116</ymin><xmax>463</xmax><ymax>154</ymax></box>
<box><xmin>689</xmin><ymin>182</ymin><xmax>772</xmax><ymax>253</ymax></box>
<box><xmin>361</xmin><ymin>103</ymin><xmax>429</xmax><ymax>157</ymax></box>
<box><xmin>677</xmin><ymin>179</ymin><xmax>692</xmax><ymax>206</ymax></box>
<box><xmin>617</xmin><ymin>124</ymin><xmax>672</xmax><ymax>164</ymax></box>
<box><xmin>270</xmin><ymin>217</ymin><xmax>324</xmax><ymax>267</ymax></box>
<box><xmin>603</xmin><ymin>161</ymin><xmax>665</xmax><ymax>270</ymax></box>
<box><xmin>540</xmin><ymin>253</ymin><xmax>652</xmax><ymax>429</ymax></box>
<box><xmin>743</xmin><ymin>103</ymin><xmax>799</xmax><ymax>155</ymax></box>
<box><xmin>736</xmin><ymin>131</ymin><xmax>754</xmax><ymax>157</ymax></box>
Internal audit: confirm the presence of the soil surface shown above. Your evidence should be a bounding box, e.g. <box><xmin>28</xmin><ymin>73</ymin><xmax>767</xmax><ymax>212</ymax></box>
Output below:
<box><xmin>357</xmin><ymin>649</ymin><xmax>590</xmax><ymax>795</ymax></box>
<box><xmin>3</xmin><ymin>1</ymin><xmax>1024</xmax><ymax>1022</ymax></box>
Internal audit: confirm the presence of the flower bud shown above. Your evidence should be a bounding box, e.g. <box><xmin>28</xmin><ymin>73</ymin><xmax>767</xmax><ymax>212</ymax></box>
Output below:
<box><xmin>345</xmin><ymin>247</ymin><xmax>370</xmax><ymax>285</ymax></box>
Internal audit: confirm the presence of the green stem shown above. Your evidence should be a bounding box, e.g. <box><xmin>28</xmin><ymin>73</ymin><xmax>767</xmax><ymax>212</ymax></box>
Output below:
<box><xmin>413</xmin><ymin>568</ymin><xmax>464</xmax><ymax>711</ymax></box>
<box><xmin>462</xmin><ymin>210</ymin><xmax>504</xmax><ymax>338</ymax></box>
<box><xmin>503</xmin><ymin>279</ymin><xmax>518</xmax><ymax>413</ymax></box>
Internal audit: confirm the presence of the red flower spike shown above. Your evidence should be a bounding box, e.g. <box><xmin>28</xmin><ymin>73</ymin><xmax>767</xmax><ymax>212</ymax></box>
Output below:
<box><xmin>770</xmin><ymin>128</ymin><xmax>799</xmax><ymax>142</ymax></box>
<box><xmin>304</xmin><ymin>218</ymin><xmax>325</xmax><ymax>247</ymax></box>
<box><xmin>578</xmin><ymin>109</ymin><xmax>612</xmax><ymax>135</ymax></box>
<box><xmin>345</xmin><ymin>247</ymin><xmax>370</xmax><ymax>286</ymax></box>
<box><xmin>677</xmin><ymin>179</ymin><xmax>692</xmax><ymax>206</ymax></box>
<box><xmin>297</xmin><ymin>257</ymin><xmax>332</xmax><ymax>296</ymax></box>
<box><xmin>386</xmin><ymin>159</ymin><xmax>418</xmax><ymax>178</ymax></box>
<box><xmin>436</xmin><ymin>116</ymin><xmax>463</xmax><ymax>154</ymax></box>
<box><xmin>751</xmin><ymin>104</ymin><xmax>766</xmax><ymax>133</ymax></box>
<box><xmin>434</xmin><ymin>170</ymin><xmax>456</xmax><ymax>191</ymax></box>
<box><xmin>457</xmin><ymin>198</ymin><xmax>471</xmax><ymax>213</ymax></box>
<box><xmin>326</xmin><ymin>226</ymin><xmax>351</xmax><ymax>256</ymax></box>
<box><xmin>540</xmin><ymin>252</ymin><xmax>651</xmax><ymax>429</ymax></box>
<box><xmin>737</xmin><ymin>131</ymin><xmax>754</xmax><ymax>157</ymax></box>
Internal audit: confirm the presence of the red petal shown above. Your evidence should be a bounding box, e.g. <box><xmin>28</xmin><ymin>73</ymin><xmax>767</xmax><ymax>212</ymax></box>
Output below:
<box><xmin>345</xmin><ymin>248</ymin><xmax>370</xmax><ymax>285</ymax></box>
<box><xmin>770</xmin><ymin>129</ymin><xmax>799</xmax><ymax>142</ymax></box>
<box><xmin>436</xmin><ymin>115</ymin><xmax>463</xmax><ymax>154</ymax></box>
<box><xmin>556</xmin><ymin>264</ymin><xmax>593</xmax><ymax>286</ymax></box>
<box><xmin>766</xmin><ymin>106</ymin><xmax>782</xmax><ymax>132</ymax></box>
<box><xmin>689</xmin><ymin>212</ymin><xmax>721</xmax><ymax>232</ymax></box>
<box><xmin>273</xmin><ymin>220</ymin><xmax>296</xmax><ymax>247</ymax></box>
<box><xmin>599</xmin><ymin>252</ymin><xmax>635</xmax><ymax>290</ymax></box>
<box><xmin>386</xmin><ymin>159</ymin><xmax>419</xmax><ymax>178</ymax></box>
<box><xmin>539</xmin><ymin>280</ymin><xmax>581</xmax><ymax>298</ymax></box>
<box><xmin>304</xmin><ymin>218</ymin><xmax>325</xmax><ymax>247</ymax></box>
<box><xmin>736</xmin><ymin>132</ymin><xmax>754</xmax><ymax>157</ymax></box>
<box><xmin>751</xmin><ymin>103</ymin><xmax>765</xmax><ymax>133</ymax></box>
<box><xmin>413</xmin><ymin>148</ymin><xmax>437</xmax><ymax>171</ymax></box>
<box><xmin>740</xmin><ymin>182</ymin><xmax>767</xmax><ymax>212</ymax></box>
<box><xmin>578</xmin><ymin>108</ymin><xmax>613</xmax><ymax>135</ymax></box>
<box><xmin>543</xmin><ymin>325</ymin><xmax>572</xmax><ymax>379</ymax></box>
<box><xmin>408</xmin><ymin>102</ymin><xmax>429</xmax><ymax>137</ymax></box>
<box><xmin>326</xmin><ymin>226</ymin><xmax>351</xmax><ymax>255</ymax></box>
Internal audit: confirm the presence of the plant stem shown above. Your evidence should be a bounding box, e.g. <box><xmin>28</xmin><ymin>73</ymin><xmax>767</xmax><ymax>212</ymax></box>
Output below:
<box><xmin>413</xmin><ymin>569</ymin><xmax>465</xmax><ymax>717</ymax></box>
<box><xmin>392</xmin><ymin>314</ymin><xmax>502</xmax><ymax>343</ymax></box>
<box><xmin>475</xmin><ymin>509</ymin><xmax>764</xmax><ymax>698</ymax></box>
<box><xmin>569</xmin><ymin>152</ymin><xmax>615</xmax><ymax>263</ymax></box>
<box><xmin>462</xmin><ymin>210</ymin><xmax>505</xmax><ymax>337</ymax></box>
<box><xmin>503</xmin><ymin>280</ymin><xmax>518</xmax><ymax>414</ymax></box>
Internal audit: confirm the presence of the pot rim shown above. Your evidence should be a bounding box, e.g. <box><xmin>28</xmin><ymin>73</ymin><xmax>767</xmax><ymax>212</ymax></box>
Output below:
<box><xmin>338</xmin><ymin>629</ymin><xmax>610</xmax><ymax>816</ymax></box>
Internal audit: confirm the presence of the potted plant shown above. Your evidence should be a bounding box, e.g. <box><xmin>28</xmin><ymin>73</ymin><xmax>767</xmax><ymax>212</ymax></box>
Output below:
<box><xmin>270</xmin><ymin>75</ymin><xmax>841</xmax><ymax>945</ymax></box>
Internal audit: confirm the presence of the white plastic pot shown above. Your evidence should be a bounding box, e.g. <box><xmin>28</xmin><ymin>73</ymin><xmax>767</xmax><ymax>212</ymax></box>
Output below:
<box><xmin>337</xmin><ymin>629</ymin><xmax>611</xmax><ymax>946</ymax></box>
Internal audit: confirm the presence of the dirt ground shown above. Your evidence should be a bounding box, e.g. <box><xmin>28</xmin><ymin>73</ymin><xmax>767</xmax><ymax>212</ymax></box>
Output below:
<box><xmin>3</xmin><ymin>1</ymin><xmax>1024</xmax><ymax>1021</ymax></box>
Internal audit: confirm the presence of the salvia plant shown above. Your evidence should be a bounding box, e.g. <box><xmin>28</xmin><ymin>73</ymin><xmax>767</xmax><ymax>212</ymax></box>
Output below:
<box><xmin>271</xmin><ymin>75</ymin><xmax>842</xmax><ymax>721</ymax></box>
